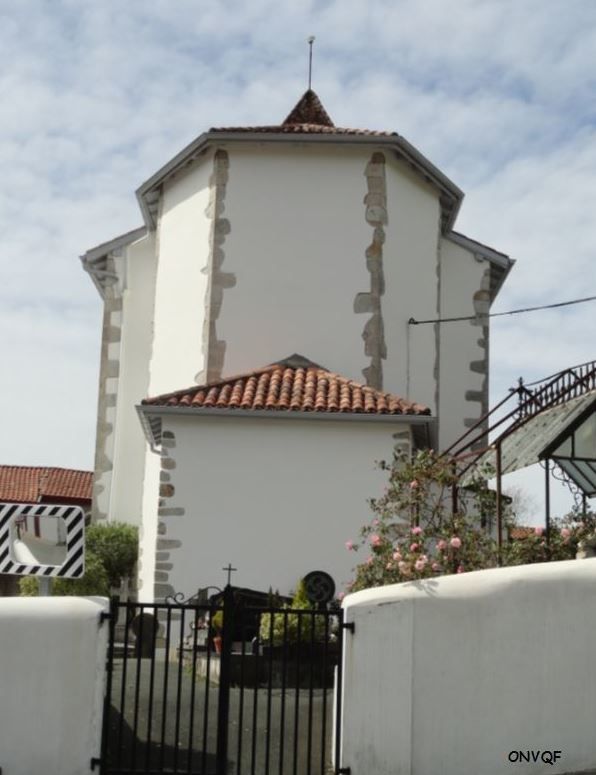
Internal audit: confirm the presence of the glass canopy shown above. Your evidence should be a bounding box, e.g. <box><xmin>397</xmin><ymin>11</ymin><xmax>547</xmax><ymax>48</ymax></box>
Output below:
<box><xmin>541</xmin><ymin>404</ymin><xmax>596</xmax><ymax>497</ymax></box>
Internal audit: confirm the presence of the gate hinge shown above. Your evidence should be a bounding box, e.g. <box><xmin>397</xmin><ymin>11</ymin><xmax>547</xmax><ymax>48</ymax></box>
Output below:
<box><xmin>342</xmin><ymin>621</ymin><xmax>355</xmax><ymax>634</ymax></box>
<box><xmin>99</xmin><ymin>611</ymin><xmax>112</xmax><ymax>626</ymax></box>
<box><xmin>337</xmin><ymin>768</ymin><xmax>351</xmax><ymax>774</ymax></box>
<box><xmin>90</xmin><ymin>756</ymin><xmax>101</xmax><ymax>770</ymax></box>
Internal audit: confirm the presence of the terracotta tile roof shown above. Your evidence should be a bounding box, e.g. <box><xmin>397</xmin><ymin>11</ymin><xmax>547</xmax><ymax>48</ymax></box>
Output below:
<box><xmin>143</xmin><ymin>355</ymin><xmax>431</xmax><ymax>416</ymax></box>
<box><xmin>509</xmin><ymin>526</ymin><xmax>538</xmax><ymax>539</ymax></box>
<box><xmin>211</xmin><ymin>89</ymin><xmax>396</xmax><ymax>138</ymax></box>
<box><xmin>0</xmin><ymin>466</ymin><xmax>93</xmax><ymax>504</ymax></box>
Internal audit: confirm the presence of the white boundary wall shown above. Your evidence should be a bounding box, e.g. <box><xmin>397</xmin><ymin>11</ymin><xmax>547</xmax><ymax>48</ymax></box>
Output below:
<box><xmin>0</xmin><ymin>596</ymin><xmax>109</xmax><ymax>775</ymax></box>
<box><xmin>340</xmin><ymin>560</ymin><xmax>596</xmax><ymax>775</ymax></box>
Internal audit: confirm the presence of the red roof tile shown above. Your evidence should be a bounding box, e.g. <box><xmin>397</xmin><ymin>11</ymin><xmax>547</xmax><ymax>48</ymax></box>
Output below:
<box><xmin>0</xmin><ymin>466</ymin><xmax>93</xmax><ymax>504</ymax></box>
<box><xmin>211</xmin><ymin>89</ymin><xmax>396</xmax><ymax>138</ymax></box>
<box><xmin>143</xmin><ymin>355</ymin><xmax>431</xmax><ymax>417</ymax></box>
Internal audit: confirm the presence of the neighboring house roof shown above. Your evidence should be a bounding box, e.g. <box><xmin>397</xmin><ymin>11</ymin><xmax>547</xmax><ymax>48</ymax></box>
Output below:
<box><xmin>0</xmin><ymin>466</ymin><xmax>93</xmax><ymax>504</ymax></box>
<box><xmin>139</xmin><ymin>355</ymin><xmax>433</xmax><ymax>447</ymax></box>
<box><xmin>509</xmin><ymin>527</ymin><xmax>537</xmax><ymax>539</ymax></box>
<box><xmin>135</xmin><ymin>89</ymin><xmax>464</xmax><ymax>233</ymax></box>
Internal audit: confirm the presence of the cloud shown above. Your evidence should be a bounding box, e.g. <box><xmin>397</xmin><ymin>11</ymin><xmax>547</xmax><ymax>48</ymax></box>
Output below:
<box><xmin>1</xmin><ymin>0</ymin><xmax>594</xmax><ymax>519</ymax></box>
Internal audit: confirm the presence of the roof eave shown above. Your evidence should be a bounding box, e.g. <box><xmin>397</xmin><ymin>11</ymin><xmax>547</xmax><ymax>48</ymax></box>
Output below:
<box><xmin>137</xmin><ymin>403</ymin><xmax>435</xmax><ymax>447</ymax></box>
<box><xmin>136</xmin><ymin>131</ymin><xmax>463</xmax><ymax>233</ymax></box>
<box><xmin>80</xmin><ymin>226</ymin><xmax>147</xmax><ymax>299</ymax></box>
<box><xmin>446</xmin><ymin>231</ymin><xmax>515</xmax><ymax>303</ymax></box>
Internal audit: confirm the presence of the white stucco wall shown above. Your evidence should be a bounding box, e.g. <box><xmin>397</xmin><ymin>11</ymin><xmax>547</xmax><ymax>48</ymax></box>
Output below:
<box><xmin>150</xmin><ymin>152</ymin><xmax>213</xmax><ymax>397</ymax></box>
<box><xmin>110</xmin><ymin>233</ymin><xmax>157</xmax><ymax>525</ymax></box>
<box><xmin>155</xmin><ymin>413</ymin><xmax>414</xmax><ymax>599</ymax></box>
<box><xmin>0</xmin><ymin>596</ymin><xmax>108</xmax><ymax>775</ymax></box>
<box><xmin>439</xmin><ymin>237</ymin><xmax>490</xmax><ymax>449</ymax></box>
<box><xmin>216</xmin><ymin>144</ymin><xmax>442</xmax><ymax>411</ymax></box>
<box><xmin>341</xmin><ymin>560</ymin><xmax>596</xmax><ymax>775</ymax></box>
<box><xmin>217</xmin><ymin>144</ymin><xmax>370</xmax><ymax>380</ymax></box>
<box><xmin>382</xmin><ymin>160</ymin><xmax>441</xmax><ymax>412</ymax></box>
<box><xmin>138</xmin><ymin>450</ymin><xmax>161</xmax><ymax>600</ymax></box>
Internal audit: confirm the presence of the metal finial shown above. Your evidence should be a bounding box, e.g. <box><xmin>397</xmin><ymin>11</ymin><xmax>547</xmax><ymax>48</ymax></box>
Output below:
<box><xmin>307</xmin><ymin>36</ymin><xmax>315</xmax><ymax>90</ymax></box>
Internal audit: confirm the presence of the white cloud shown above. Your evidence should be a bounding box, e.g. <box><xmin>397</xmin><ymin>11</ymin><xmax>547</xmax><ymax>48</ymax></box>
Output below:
<box><xmin>1</xmin><ymin>0</ymin><xmax>594</xmax><ymax>517</ymax></box>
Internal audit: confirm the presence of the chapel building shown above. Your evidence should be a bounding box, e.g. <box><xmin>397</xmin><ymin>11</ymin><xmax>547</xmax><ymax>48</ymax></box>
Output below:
<box><xmin>82</xmin><ymin>90</ymin><xmax>513</xmax><ymax>599</ymax></box>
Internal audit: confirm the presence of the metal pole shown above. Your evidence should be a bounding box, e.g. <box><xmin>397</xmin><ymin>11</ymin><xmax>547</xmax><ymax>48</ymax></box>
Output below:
<box><xmin>496</xmin><ymin>442</ymin><xmax>503</xmax><ymax>561</ymax></box>
<box><xmin>545</xmin><ymin>459</ymin><xmax>551</xmax><ymax>548</ymax></box>
<box><xmin>38</xmin><ymin>577</ymin><xmax>52</xmax><ymax>596</ymax></box>
<box><xmin>215</xmin><ymin>584</ymin><xmax>234</xmax><ymax>775</ymax></box>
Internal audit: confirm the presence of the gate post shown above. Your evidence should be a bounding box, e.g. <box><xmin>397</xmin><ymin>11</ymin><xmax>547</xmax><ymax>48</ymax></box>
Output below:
<box><xmin>216</xmin><ymin>584</ymin><xmax>235</xmax><ymax>775</ymax></box>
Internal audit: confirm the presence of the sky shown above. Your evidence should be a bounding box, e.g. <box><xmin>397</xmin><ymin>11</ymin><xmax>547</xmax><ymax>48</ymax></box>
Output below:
<box><xmin>1</xmin><ymin>0</ymin><xmax>595</xmax><ymax>521</ymax></box>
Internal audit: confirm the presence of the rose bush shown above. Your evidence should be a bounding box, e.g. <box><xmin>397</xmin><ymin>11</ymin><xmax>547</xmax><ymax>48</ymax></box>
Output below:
<box><xmin>345</xmin><ymin>449</ymin><xmax>594</xmax><ymax>594</ymax></box>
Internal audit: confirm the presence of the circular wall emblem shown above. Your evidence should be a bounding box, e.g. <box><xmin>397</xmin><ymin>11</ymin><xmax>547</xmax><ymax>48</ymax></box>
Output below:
<box><xmin>303</xmin><ymin>570</ymin><xmax>336</xmax><ymax>605</ymax></box>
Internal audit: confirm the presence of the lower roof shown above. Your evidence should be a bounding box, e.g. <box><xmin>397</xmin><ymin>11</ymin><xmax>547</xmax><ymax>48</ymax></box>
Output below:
<box><xmin>138</xmin><ymin>355</ymin><xmax>433</xmax><ymax>447</ymax></box>
<box><xmin>0</xmin><ymin>466</ymin><xmax>93</xmax><ymax>504</ymax></box>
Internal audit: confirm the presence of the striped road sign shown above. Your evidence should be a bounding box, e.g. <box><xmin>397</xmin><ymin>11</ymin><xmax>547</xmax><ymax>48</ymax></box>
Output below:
<box><xmin>0</xmin><ymin>502</ymin><xmax>85</xmax><ymax>578</ymax></box>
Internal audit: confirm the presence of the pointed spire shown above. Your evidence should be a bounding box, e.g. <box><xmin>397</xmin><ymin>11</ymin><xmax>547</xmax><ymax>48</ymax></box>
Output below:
<box><xmin>282</xmin><ymin>89</ymin><xmax>334</xmax><ymax>127</ymax></box>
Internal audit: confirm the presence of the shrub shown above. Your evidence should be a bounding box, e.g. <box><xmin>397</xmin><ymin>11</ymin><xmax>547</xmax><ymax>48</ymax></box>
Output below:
<box><xmin>19</xmin><ymin>552</ymin><xmax>110</xmax><ymax>597</ymax></box>
<box><xmin>86</xmin><ymin>522</ymin><xmax>138</xmax><ymax>588</ymax></box>
<box><xmin>260</xmin><ymin>580</ymin><xmax>329</xmax><ymax>646</ymax></box>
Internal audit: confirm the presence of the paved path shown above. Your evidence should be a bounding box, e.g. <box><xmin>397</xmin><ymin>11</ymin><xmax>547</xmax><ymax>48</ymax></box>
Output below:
<box><xmin>105</xmin><ymin>657</ymin><xmax>335</xmax><ymax>774</ymax></box>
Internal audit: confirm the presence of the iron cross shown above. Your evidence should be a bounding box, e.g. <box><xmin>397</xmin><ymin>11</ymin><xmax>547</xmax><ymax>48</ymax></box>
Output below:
<box><xmin>223</xmin><ymin>563</ymin><xmax>237</xmax><ymax>586</ymax></box>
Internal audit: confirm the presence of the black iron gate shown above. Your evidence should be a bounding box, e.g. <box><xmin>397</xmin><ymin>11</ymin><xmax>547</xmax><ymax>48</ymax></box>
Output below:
<box><xmin>100</xmin><ymin>587</ymin><xmax>346</xmax><ymax>774</ymax></box>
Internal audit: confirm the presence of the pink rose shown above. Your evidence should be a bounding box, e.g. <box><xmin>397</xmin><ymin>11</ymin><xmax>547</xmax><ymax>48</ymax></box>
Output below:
<box><xmin>450</xmin><ymin>537</ymin><xmax>462</xmax><ymax>549</ymax></box>
<box><xmin>345</xmin><ymin>540</ymin><xmax>355</xmax><ymax>551</ymax></box>
<box><xmin>410</xmin><ymin>543</ymin><xmax>419</xmax><ymax>552</ymax></box>
<box><xmin>414</xmin><ymin>558</ymin><xmax>427</xmax><ymax>571</ymax></box>
<box><xmin>431</xmin><ymin>562</ymin><xmax>441</xmax><ymax>572</ymax></box>
<box><xmin>393</xmin><ymin>550</ymin><xmax>402</xmax><ymax>561</ymax></box>
<box><xmin>457</xmin><ymin>565</ymin><xmax>464</xmax><ymax>574</ymax></box>
<box><xmin>534</xmin><ymin>526</ymin><xmax>544</xmax><ymax>537</ymax></box>
<box><xmin>560</xmin><ymin>527</ymin><xmax>571</xmax><ymax>538</ymax></box>
<box><xmin>398</xmin><ymin>561</ymin><xmax>411</xmax><ymax>576</ymax></box>
<box><xmin>370</xmin><ymin>534</ymin><xmax>382</xmax><ymax>548</ymax></box>
<box><xmin>437</xmin><ymin>539</ymin><xmax>447</xmax><ymax>551</ymax></box>
<box><xmin>386</xmin><ymin>561</ymin><xmax>393</xmax><ymax>570</ymax></box>
<box><xmin>411</xmin><ymin>526</ymin><xmax>423</xmax><ymax>535</ymax></box>
<box><xmin>372</xmin><ymin>518</ymin><xmax>380</xmax><ymax>527</ymax></box>
<box><xmin>410</xmin><ymin>480</ymin><xmax>419</xmax><ymax>489</ymax></box>
<box><xmin>338</xmin><ymin>592</ymin><xmax>345</xmax><ymax>601</ymax></box>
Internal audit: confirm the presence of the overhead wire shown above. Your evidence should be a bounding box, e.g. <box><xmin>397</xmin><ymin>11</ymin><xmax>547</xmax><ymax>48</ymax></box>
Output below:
<box><xmin>408</xmin><ymin>294</ymin><xmax>596</xmax><ymax>326</ymax></box>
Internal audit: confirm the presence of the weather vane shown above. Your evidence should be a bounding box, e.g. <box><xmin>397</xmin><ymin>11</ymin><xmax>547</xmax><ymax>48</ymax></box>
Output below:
<box><xmin>308</xmin><ymin>35</ymin><xmax>315</xmax><ymax>90</ymax></box>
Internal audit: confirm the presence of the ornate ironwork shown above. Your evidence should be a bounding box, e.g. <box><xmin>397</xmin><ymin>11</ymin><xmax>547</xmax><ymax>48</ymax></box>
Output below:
<box><xmin>164</xmin><ymin>585</ymin><xmax>222</xmax><ymax>606</ymax></box>
<box><xmin>550</xmin><ymin>461</ymin><xmax>585</xmax><ymax>511</ymax></box>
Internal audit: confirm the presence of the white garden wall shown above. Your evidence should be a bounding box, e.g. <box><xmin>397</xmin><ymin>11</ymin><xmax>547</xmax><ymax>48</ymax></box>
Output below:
<box><xmin>340</xmin><ymin>560</ymin><xmax>596</xmax><ymax>775</ymax></box>
<box><xmin>0</xmin><ymin>596</ymin><xmax>109</xmax><ymax>775</ymax></box>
